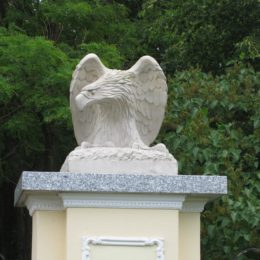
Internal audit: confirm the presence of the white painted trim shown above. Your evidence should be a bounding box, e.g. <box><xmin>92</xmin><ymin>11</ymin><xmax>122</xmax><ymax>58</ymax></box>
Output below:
<box><xmin>25</xmin><ymin>195</ymin><xmax>63</xmax><ymax>216</ymax></box>
<box><xmin>181</xmin><ymin>197</ymin><xmax>208</xmax><ymax>212</ymax></box>
<box><xmin>24</xmin><ymin>192</ymin><xmax>208</xmax><ymax>215</ymax></box>
<box><xmin>82</xmin><ymin>236</ymin><xmax>164</xmax><ymax>260</ymax></box>
<box><xmin>60</xmin><ymin>193</ymin><xmax>185</xmax><ymax>210</ymax></box>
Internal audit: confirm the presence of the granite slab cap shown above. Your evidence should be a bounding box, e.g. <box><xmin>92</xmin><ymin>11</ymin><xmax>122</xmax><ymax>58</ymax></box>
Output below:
<box><xmin>14</xmin><ymin>171</ymin><xmax>227</xmax><ymax>206</ymax></box>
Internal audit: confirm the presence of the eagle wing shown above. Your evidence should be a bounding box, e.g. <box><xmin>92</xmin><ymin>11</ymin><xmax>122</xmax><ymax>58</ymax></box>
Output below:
<box><xmin>70</xmin><ymin>53</ymin><xmax>107</xmax><ymax>145</ymax></box>
<box><xmin>129</xmin><ymin>56</ymin><xmax>167</xmax><ymax>146</ymax></box>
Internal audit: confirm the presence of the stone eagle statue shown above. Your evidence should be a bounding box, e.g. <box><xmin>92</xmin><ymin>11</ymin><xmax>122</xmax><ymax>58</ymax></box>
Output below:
<box><xmin>70</xmin><ymin>53</ymin><xmax>167</xmax><ymax>150</ymax></box>
<box><xmin>61</xmin><ymin>53</ymin><xmax>178</xmax><ymax>174</ymax></box>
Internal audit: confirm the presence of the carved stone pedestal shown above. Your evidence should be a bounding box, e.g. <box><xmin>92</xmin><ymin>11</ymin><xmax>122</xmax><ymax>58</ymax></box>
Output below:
<box><xmin>61</xmin><ymin>147</ymin><xmax>178</xmax><ymax>175</ymax></box>
<box><xmin>15</xmin><ymin>172</ymin><xmax>227</xmax><ymax>260</ymax></box>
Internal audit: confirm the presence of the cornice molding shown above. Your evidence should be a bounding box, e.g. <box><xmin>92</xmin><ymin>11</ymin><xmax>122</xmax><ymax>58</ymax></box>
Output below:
<box><xmin>24</xmin><ymin>193</ymin><xmax>210</xmax><ymax>215</ymax></box>
<box><xmin>181</xmin><ymin>197</ymin><xmax>208</xmax><ymax>213</ymax></box>
<box><xmin>25</xmin><ymin>195</ymin><xmax>63</xmax><ymax>216</ymax></box>
<box><xmin>60</xmin><ymin>193</ymin><xmax>185</xmax><ymax>210</ymax></box>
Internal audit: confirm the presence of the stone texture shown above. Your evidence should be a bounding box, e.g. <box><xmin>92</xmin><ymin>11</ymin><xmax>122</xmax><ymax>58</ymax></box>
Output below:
<box><xmin>63</xmin><ymin>53</ymin><xmax>177</xmax><ymax>174</ymax></box>
<box><xmin>61</xmin><ymin>147</ymin><xmax>178</xmax><ymax>175</ymax></box>
<box><xmin>70</xmin><ymin>54</ymin><xmax>167</xmax><ymax>148</ymax></box>
<box><xmin>15</xmin><ymin>171</ymin><xmax>227</xmax><ymax>206</ymax></box>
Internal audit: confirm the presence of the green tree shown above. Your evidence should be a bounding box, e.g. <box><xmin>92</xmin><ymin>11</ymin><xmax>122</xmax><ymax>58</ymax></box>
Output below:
<box><xmin>0</xmin><ymin>27</ymin><xmax>74</xmax><ymax>259</ymax></box>
<box><xmin>138</xmin><ymin>0</ymin><xmax>259</xmax><ymax>74</ymax></box>
<box><xmin>160</xmin><ymin>63</ymin><xmax>260</xmax><ymax>259</ymax></box>
<box><xmin>2</xmin><ymin>0</ymin><xmax>140</xmax><ymax>63</ymax></box>
<box><xmin>0</xmin><ymin>24</ymin><xmax>127</xmax><ymax>258</ymax></box>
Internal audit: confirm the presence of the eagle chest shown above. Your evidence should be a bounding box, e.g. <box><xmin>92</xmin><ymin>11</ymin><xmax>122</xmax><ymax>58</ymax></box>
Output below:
<box><xmin>92</xmin><ymin>104</ymin><xmax>139</xmax><ymax>147</ymax></box>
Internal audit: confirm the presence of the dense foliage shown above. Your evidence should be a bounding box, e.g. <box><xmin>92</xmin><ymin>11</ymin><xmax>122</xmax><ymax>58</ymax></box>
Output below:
<box><xmin>138</xmin><ymin>0</ymin><xmax>259</xmax><ymax>74</ymax></box>
<box><xmin>162</xmin><ymin>64</ymin><xmax>260</xmax><ymax>258</ymax></box>
<box><xmin>0</xmin><ymin>0</ymin><xmax>259</xmax><ymax>259</ymax></box>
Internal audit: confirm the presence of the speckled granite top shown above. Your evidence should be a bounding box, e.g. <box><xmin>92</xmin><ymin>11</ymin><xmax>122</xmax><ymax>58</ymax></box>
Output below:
<box><xmin>14</xmin><ymin>171</ymin><xmax>227</xmax><ymax>206</ymax></box>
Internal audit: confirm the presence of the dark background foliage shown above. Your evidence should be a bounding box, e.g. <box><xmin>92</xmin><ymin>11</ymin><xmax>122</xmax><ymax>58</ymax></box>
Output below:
<box><xmin>0</xmin><ymin>0</ymin><xmax>259</xmax><ymax>259</ymax></box>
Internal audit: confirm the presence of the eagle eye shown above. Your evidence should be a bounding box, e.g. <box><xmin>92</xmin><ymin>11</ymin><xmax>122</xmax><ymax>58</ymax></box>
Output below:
<box><xmin>89</xmin><ymin>90</ymin><xmax>94</xmax><ymax>95</ymax></box>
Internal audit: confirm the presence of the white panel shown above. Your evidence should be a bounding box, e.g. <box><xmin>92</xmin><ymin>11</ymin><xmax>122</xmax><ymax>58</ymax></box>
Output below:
<box><xmin>82</xmin><ymin>237</ymin><xmax>164</xmax><ymax>260</ymax></box>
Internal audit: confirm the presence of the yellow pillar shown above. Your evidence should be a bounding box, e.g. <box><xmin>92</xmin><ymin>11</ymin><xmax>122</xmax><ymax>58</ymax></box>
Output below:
<box><xmin>32</xmin><ymin>211</ymin><xmax>66</xmax><ymax>260</ymax></box>
<box><xmin>179</xmin><ymin>212</ymin><xmax>201</xmax><ymax>260</ymax></box>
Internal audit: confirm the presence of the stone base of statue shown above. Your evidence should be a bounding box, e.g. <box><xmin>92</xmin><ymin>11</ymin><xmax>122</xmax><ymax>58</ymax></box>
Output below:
<box><xmin>15</xmin><ymin>171</ymin><xmax>227</xmax><ymax>260</ymax></box>
<box><xmin>61</xmin><ymin>146</ymin><xmax>178</xmax><ymax>175</ymax></box>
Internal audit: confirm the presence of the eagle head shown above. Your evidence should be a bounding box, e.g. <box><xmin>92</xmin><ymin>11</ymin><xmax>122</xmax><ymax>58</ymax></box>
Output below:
<box><xmin>75</xmin><ymin>70</ymin><xmax>134</xmax><ymax>111</ymax></box>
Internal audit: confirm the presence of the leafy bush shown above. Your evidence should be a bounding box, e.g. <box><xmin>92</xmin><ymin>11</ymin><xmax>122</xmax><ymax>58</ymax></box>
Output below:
<box><xmin>160</xmin><ymin>64</ymin><xmax>260</xmax><ymax>259</ymax></box>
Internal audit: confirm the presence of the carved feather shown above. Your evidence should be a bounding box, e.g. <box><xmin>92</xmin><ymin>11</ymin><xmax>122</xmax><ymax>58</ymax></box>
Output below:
<box><xmin>70</xmin><ymin>54</ymin><xmax>167</xmax><ymax>147</ymax></box>
<box><xmin>129</xmin><ymin>56</ymin><xmax>167</xmax><ymax>145</ymax></box>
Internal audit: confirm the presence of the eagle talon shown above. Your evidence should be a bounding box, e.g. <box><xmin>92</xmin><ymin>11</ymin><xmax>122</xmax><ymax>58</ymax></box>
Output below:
<box><xmin>151</xmin><ymin>143</ymin><xmax>169</xmax><ymax>153</ymax></box>
<box><xmin>132</xmin><ymin>142</ymin><xmax>149</xmax><ymax>150</ymax></box>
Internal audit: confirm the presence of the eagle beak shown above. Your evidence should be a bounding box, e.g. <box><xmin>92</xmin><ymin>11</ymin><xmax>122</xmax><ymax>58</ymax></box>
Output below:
<box><xmin>75</xmin><ymin>93</ymin><xmax>93</xmax><ymax>111</ymax></box>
